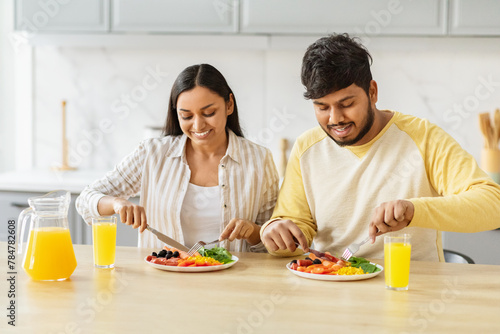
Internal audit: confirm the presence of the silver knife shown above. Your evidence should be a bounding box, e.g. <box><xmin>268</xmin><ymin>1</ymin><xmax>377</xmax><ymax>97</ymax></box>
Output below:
<box><xmin>295</xmin><ymin>242</ymin><xmax>325</xmax><ymax>258</ymax></box>
<box><xmin>146</xmin><ymin>226</ymin><xmax>189</xmax><ymax>251</ymax></box>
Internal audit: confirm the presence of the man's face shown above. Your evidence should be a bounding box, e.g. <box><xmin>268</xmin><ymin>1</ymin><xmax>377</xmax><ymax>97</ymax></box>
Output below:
<box><xmin>313</xmin><ymin>82</ymin><xmax>378</xmax><ymax>147</ymax></box>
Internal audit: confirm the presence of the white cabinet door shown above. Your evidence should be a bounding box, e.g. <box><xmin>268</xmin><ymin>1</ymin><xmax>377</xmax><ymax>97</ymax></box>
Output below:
<box><xmin>0</xmin><ymin>191</ymin><xmax>81</xmax><ymax>244</ymax></box>
<box><xmin>449</xmin><ymin>0</ymin><xmax>500</xmax><ymax>36</ymax></box>
<box><xmin>241</xmin><ymin>0</ymin><xmax>447</xmax><ymax>36</ymax></box>
<box><xmin>0</xmin><ymin>190</ymin><xmax>138</xmax><ymax>246</ymax></box>
<box><xmin>15</xmin><ymin>0</ymin><xmax>109</xmax><ymax>33</ymax></box>
<box><xmin>112</xmin><ymin>0</ymin><xmax>238</xmax><ymax>33</ymax></box>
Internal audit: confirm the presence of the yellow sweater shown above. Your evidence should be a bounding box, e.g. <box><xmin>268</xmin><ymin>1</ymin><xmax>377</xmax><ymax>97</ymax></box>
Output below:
<box><xmin>262</xmin><ymin>111</ymin><xmax>500</xmax><ymax>261</ymax></box>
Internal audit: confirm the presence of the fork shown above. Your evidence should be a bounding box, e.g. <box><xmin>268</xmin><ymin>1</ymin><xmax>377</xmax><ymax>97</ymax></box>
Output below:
<box><xmin>341</xmin><ymin>236</ymin><xmax>371</xmax><ymax>261</ymax></box>
<box><xmin>187</xmin><ymin>239</ymin><xmax>220</xmax><ymax>256</ymax></box>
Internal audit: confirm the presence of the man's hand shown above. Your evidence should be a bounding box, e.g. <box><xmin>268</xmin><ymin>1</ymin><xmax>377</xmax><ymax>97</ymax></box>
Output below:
<box><xmin>112</xmin><ymin>198</ymin><xmax>148</xmax><ymax>233</ymax></box>
<box><xmin>368</xmin><ymin>200</ymin><xmax>414</xmax><ymax>242</ymax></box>
<box><xmin>261</xmin><ymin>219</ymin><xmax>308</xmax><ymax>252</ymax></box>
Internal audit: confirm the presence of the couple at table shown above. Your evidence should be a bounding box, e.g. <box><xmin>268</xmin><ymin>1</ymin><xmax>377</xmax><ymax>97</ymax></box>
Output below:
<box><xmin>76</xmin><ymin>34</ymin><xmax>500</xmax><ymax>261</ymax></box>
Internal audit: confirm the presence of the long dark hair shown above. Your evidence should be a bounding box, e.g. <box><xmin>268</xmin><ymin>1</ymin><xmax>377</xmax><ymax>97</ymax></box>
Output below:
<box><xmin>301</xmin><ymin>33</ymin><xmax>373</xmax><ymax>100</ymax></box>
<box><xmin>162</xmin><ymin>64</ymin><xmax>244</xmax><ymax>137</ymax></box>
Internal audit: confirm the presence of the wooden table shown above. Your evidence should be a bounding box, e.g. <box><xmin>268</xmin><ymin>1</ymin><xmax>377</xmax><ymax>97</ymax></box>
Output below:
<box><xmin>2</xmin><ymin>243</ymin><xmax>500</xmax><ymax>333</ymax></box>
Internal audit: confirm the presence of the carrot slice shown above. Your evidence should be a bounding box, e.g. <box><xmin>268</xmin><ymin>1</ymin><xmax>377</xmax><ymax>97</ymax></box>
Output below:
<box><xmin>312</xmin><ymin>267</ymin><xmax>325</xmax><ymax>274</ymax></box>
<box><xmin>308</xmin><ymin>253</ymin><xmax>318</xmax><ymax>261</ymax></box>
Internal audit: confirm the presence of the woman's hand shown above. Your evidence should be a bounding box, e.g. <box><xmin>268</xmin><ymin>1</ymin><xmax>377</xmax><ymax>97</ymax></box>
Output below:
<box><xmin>112</xmin><ymin>198</ymin><xmax>148</xmax><ymax>233</ymax></box>
<box><xmin>219</xmin><ymin>218</ymin><xmax>261</xmax><ymax>245</ymax></box>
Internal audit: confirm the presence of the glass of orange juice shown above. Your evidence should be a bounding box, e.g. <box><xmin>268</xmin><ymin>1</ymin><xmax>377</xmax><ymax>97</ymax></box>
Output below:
<box><xmin>92</xmin><ymin>216</ymin><xmax>117</xmax><ymax>269</ymax></box>
<box><xmin>384</xmin><ymin>234</ymin><xmax>411</xmax><ymax>291</ymax></box>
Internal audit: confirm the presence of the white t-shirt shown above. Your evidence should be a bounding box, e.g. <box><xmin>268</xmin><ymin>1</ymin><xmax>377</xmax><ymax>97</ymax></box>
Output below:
<box><xmin>180</xmin><ymin>183</ymin><xmax>221</xmax><ymax>248</ymax></box>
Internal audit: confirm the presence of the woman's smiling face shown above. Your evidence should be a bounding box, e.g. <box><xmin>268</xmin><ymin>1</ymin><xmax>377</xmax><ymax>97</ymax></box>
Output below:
<box><xmin>177</xmin><ymin>85</ymin><xmax>233</xmax><ymax>148</ymax></box>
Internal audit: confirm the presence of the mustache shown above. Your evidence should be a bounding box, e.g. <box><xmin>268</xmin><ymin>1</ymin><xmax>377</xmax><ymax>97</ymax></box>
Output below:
<box><xmin>327</xmin><ymin>122</ymin><xmax>352</xmax><ymax>129</ymax></box>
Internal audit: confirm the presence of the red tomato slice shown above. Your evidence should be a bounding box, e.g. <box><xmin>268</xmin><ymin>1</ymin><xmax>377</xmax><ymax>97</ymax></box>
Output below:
<box><xmin>324</xmin><ymin>252</ymin><xmax>340</xmax><ymax>262</ymax></box>
<box><xmin>297</xmin><ymin>259</ymin><xmax>313</xmax><ymax>267</ymax></box>
<box><xmin>152</xmin><ymin>258</ymin><xmax>166</xmax><ymax>265</ymax></box>
<box><xmin>164</xmin><ymin>258</ymin><xmax>179</xmax><ymax>266</ymax></box>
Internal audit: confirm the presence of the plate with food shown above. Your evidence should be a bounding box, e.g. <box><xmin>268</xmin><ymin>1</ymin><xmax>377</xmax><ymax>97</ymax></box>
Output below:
<box><xmin>286</xmin><ymin>253</ymin><xmax>383</xmax><ymax>281</ymax></box>
<box><xmin>145</xmin><ymin>246</ymin><xmax>238</xmax><ymax>273</ymax></box>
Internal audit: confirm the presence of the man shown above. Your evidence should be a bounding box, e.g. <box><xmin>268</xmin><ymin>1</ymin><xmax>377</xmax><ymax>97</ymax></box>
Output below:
<box><xmin>261</xmin><ymin>34</ymin><xmax>500</xmax><ymax>261</ymax></box>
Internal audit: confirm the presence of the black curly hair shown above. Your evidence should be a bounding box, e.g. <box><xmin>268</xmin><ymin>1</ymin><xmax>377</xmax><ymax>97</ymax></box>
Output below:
<box><xmin>301</xmin><ymin>33</ymin><xmax>373</xmax><ymax>100</ymax></box>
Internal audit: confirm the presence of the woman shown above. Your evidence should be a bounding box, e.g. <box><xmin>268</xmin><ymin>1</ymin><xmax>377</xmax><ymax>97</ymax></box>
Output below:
<box><xmin>76</xmin><ymin>64</ymin><xmax>279</xmax><ymax>252</ymax></box>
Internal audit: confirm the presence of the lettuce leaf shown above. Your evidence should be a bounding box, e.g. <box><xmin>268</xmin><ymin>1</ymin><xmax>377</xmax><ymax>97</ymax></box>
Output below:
<box><xmin>349</xmin><ymin>256</ymin><xmax>381</xmax><ymax>273</ymax></box>
<box><xmin>198</xmin><ymin>246</ymin><xmax>234</xmax><ymax>264</ymax></box>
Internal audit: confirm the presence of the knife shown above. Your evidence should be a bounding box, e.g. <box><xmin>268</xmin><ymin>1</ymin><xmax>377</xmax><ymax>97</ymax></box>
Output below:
<box><xmin>295</xmin><ymin>242</ymin><xmax>325</xmax><ymax>258</ymax></box>
<box><xmin>294</xmin><ymin>242</ymin><xmax>340</xmax><ymax>261</ymax></box>
<box><xmin>146</xmin><ymin>226</ymin><xmax>189</xmax><ymax>252</ymax></box>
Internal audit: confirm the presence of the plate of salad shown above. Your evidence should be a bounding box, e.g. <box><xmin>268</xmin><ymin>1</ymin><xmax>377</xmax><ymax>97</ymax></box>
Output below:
<box><xmin>286</xmin><ymin>255</ymin><xmax>383</xmax><ymax>281</ymax></box>
<box><xmin>145</xmin><ymin>246</ymin><xmax>238</xmax><ymax>273</ymax></box>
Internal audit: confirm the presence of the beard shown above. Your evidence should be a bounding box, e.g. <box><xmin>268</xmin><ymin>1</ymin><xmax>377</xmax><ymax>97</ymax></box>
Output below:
<box><xmin>322</xmin><ymin>104</ymin><xmax>375</xmax><ymax>147</ymax></box>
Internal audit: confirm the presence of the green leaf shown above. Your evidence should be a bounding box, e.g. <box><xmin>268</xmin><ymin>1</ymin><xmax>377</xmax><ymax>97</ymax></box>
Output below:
<box><xmin>348</xmin><ymin>256</ymin><xmax>380</xmax><ymax>273</ymax></box>
<box><xmin>348</xmin><ymin>256</ymin><xmax>369</xmax><ymax>267</ymax></box>
<box><xmin>359</xmin><ymin>262</ymin><xmax>381</xmax><ymax>273</ymax></box>
<box><xmin>198</xmin><ymin>246</ymin><xmax>234</xmax><ymax>264</ymax></box>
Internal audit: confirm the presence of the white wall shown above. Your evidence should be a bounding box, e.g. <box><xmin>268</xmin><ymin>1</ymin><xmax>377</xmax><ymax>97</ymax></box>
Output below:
<box><xmin>0</xmin><ymin>0</ymin><xmax>16</xmax><ymax>172</ymax></box>
<box><xmin>28</xmin><ymin>37</ymin><xmax>500</xmax><ymax>173</ymax></box>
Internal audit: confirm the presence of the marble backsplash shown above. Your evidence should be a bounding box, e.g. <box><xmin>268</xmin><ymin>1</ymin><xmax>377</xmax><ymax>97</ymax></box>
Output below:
<box><xmin>33</xmin><ymin>39</ymin><xmax>500</xmax><ymax>173</ymax></box>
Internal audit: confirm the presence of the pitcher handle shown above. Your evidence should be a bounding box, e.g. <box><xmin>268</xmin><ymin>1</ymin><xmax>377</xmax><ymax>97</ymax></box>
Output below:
<box><xmin>17</xmin><ymin>207</ymin><xmax>33</xmax><ymax>255</ymax></box>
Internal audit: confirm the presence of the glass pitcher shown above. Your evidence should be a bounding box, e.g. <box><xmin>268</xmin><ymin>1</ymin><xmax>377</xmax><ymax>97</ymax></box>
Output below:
<box><xmin>18</xmin><ymin>190</ymin><xmax>77</xmax><ymax>281</ymax></box>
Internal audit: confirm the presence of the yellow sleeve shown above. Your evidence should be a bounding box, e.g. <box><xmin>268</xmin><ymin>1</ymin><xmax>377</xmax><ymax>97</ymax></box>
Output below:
<box><xmin>260</xmin><ymin>133</ymin><xmax>319</xmax><ymax>256</ymax></box>
<box><xmin>407</xmin><ymin>120</ymin><xmax>500</xmax><ymax>231</ymax></box>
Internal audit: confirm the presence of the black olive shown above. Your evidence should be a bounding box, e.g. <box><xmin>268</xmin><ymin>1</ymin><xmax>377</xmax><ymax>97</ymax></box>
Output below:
<box><xmin>158</xmin><ymin>250</ymin><xmax>167</xmax><ymax>258</ymax></box>
<box><xmin>167</xmin><ymin>250</ymin><xmax>173</xmax><ymax>256</ymax></box>
<box><xmin>166</xmin><ymin>253</ymin><xmax>173</xmax><ymax>259</ymax></box>
<box><xmin>152</xmin><ymin>252</ymin><xmax>157</xmax><ymax>257</ymax></box>
<box><xmin>173</xmin><ymin>251</ymin><xmax>180</xmax><ymax>258</ymax></box>
<box><xmin>313</xmin><ymin>259</ymin><xmax>322</xmax><ymax>264</ymax></box>
<box><xmin>290</xmin><ymin>259</ymin><xmax>297</xmax><ymax>264</ymax></box>
<box><xmin>305</xmin><ymin>257</ymin><xmax>313</xmax><ymax>261</ymax></box>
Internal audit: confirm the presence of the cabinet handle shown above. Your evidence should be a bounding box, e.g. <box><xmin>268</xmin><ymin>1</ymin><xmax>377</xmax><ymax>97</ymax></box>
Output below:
<box><xmin>11</xmin><ymin>202</ymin><xmax>29</xmax><ymax>209</ymax></box>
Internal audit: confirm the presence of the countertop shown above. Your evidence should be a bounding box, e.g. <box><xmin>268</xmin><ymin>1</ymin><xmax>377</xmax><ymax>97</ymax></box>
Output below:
<box><xmin>0</xmin><ymin>169</ymin><xmax>107</xmax><ymax>193</ymax></box>
<box><xmin>2</xmin><ymin>243</ymin><xmax>500</xmax><ymax>333</ymax></box>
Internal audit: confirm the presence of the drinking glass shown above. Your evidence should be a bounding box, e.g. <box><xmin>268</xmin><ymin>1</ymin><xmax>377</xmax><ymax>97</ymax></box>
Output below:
<box><xmin>92</xmin><ymin>216</ymin><xmax>117</xmax><ymax>268</ymax></box>
<box><xmin>384</xmin><ymin>234</ymin><xmax>411</xmax><ymax>291</ymax></box>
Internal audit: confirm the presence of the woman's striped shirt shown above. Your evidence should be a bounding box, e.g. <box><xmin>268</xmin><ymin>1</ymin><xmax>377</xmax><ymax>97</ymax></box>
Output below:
<box><xmin>76</xmin><ymin>130</ymin><xmax>279</xmax><ymax>252</ymax></box>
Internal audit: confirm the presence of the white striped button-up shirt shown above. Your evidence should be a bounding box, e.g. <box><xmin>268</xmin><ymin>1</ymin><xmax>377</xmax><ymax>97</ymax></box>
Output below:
<box><xmin>75</xmin><ymin>130</ymin><xmax>279</xmax><ymax>252</ymax></box>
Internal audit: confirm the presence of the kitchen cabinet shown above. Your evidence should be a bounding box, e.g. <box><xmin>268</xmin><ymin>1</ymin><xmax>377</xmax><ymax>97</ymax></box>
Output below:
<box><xmin>13</xmin><ymin>0</ymin><xmax>500</xmax><ymax>38</ymax></box>
<box><xmin>15</xmin><ymin>0</ymin><xmax>109</xmax><ymax>32</ymax></box>
<box><xmin>240</xmin><ymin>0</ymin><xmax>448</xmax><ymax>35</ymax></box>
<box><xmin>449</xmin><ymin>0</ymin><xmax>500</xmax><ymax>36</ymax></box>
<box><xmin>0</xmin><ymin>191</ymin><xmax>82</xmax><ymax>244</ymax></box>
<box><xmin>0</xmin><ymin>190</ymin><xmax>138</xmax><ymax>247</ymax></box>
<box><xmin>111</xmin><ymin>0</ymin><xmax>238</xmax><ymax>33</ymax></box>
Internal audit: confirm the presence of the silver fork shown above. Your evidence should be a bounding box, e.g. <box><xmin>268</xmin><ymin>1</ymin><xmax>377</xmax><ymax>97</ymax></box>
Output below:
<box><xmin>187</xmin><ymin>239</ymin><xmax>220</xmax><ymax>256</ymax></box>
<box><xmin>341</xmin><ymin>236</ymin><xmax>371</xmax><ymax>261</ymax></box>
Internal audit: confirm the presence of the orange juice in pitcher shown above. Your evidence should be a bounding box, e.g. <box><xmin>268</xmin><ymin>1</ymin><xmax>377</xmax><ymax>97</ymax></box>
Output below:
<box><xmin>18</xmin><ymin>191</ymin><xmax>77</xmax><ymax>281</ymax></box>
<box><xmin>23</xmin><ymin>227</ymin><xmax>77</xmax><ymax>280</ymax></box>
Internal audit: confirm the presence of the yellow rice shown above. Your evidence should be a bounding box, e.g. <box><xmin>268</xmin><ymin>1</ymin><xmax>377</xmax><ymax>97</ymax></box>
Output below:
<box><xmin>336</xmin><ymin>266</ymin><xmax>365</xmax><ymax>275</ymax></box>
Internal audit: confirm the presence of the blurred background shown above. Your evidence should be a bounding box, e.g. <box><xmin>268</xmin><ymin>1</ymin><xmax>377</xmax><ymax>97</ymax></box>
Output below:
<box><xmin>1</xmin><ymin>0</ymin><xmax>499</xmax><ymax>263</ymax></box>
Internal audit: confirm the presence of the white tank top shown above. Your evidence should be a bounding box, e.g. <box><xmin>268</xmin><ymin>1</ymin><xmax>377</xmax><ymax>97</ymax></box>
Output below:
<box><xmin>180</xmin><ymin>183</ymin><xmax>221</xmax><ymax>248</ymax></box>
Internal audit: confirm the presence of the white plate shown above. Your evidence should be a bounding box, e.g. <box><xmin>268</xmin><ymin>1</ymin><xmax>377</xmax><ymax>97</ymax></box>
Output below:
<box><xmin>286</xmin><ymin>262</ymin><xmax>383</xmax><ymax>281</ymax></box>
<box><xmin>145</xmin><ymin>255</ymin><xmax>238</xmax><ymax>273</ymax></box>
